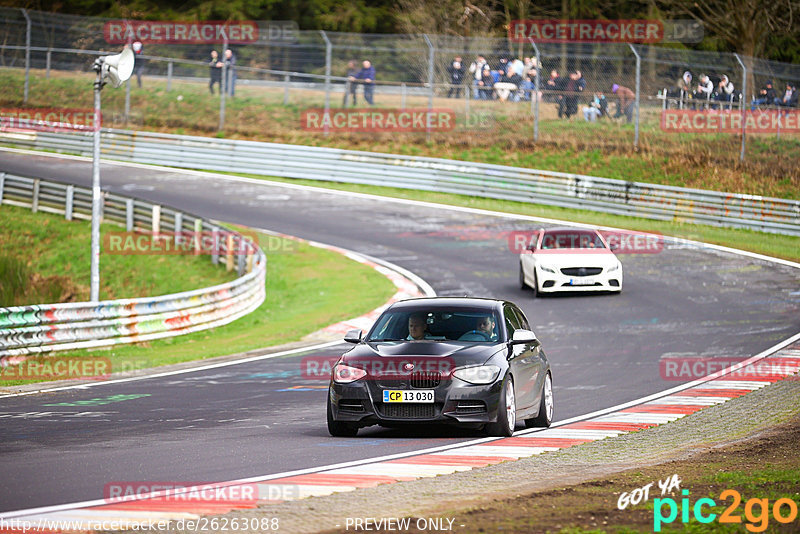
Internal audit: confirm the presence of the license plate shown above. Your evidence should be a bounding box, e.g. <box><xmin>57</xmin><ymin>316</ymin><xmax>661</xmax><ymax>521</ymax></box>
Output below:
<box><xmin>569</xmin><ymin>278</ymin><xmax>595</xmax><ymax>286</ymax></box>
<box><xmin>383</xmin><ymin>390</ymin><xmax>434</xmax><ymax>403</ymax></box>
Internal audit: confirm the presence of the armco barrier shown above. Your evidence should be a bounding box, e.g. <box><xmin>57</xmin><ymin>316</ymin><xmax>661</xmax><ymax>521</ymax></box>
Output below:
<box><xmin>2</xmin><ymin>128</ymin><xmax>798</xmax><ymax>235</ymax></box>
<box><xmin>0</xmin><ymin>172</ymin><xmax>266</xmax><ymax>364</ymax></box>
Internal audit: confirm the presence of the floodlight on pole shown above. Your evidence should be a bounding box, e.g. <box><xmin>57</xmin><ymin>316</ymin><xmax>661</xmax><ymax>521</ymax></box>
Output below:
<box><xmin>90</xmin><ymin>47</ymin><xmax>134</xmax><ymax>302</ymax></box>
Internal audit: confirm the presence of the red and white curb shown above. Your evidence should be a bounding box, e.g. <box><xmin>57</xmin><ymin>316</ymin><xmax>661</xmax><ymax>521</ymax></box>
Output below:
<box><xmin>3</xmin><ymin>339</ymin><xmax>798</xmax><ymax>531</ymax></box>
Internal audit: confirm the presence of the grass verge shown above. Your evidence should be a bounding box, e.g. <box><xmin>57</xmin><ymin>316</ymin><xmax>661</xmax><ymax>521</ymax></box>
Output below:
<box><xmin>0</xmin><ymin>206</ymin><xmax>397</xmax><ymax>386</ymax></box>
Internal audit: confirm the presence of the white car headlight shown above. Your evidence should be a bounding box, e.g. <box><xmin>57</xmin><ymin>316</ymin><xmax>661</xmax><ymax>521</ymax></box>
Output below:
<box><xmin>608</xmin><ymin>262</ymin><xmax>621</xmax><ymax>272</ymax></box>
<box><xmin>539</xmin><ymin>264</ymin><xmax>556</xmax><ymax>274</ymax></box>
<box><xmin>452</xmin><ymin>365</ymin><xmax>501</xmax><ymax>385</ymax></box>
<box><xmin>333</xmin><ymin>363</ymin><xmax>367</xmax><ymax>384</ymax></box>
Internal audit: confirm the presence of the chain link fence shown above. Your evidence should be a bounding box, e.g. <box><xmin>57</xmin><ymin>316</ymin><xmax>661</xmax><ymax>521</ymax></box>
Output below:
<box><xmin>1</xmin><ymin>7</ymin><xmax>800</xmax><ymax>174</ymax></box>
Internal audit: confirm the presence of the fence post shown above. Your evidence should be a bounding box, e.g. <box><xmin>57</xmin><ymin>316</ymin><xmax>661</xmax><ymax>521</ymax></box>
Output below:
<box><xmin>152</xmin><ymin>204</ymin><xmax>161</xmax><ymax>234</ymax></box>
<box><xmin>320</xmin><ymin>30</ymin><xmax>332</xmax><ymax>136</ymax></box>
<box><xmin>167</xmin><ymin>60</ymin><xmax>173</xmax><ymax>91</ymax></box>
<box><xmin>218</xmin><ymin>31</ymin><xmax>228</xmax><ymax>132</ymax></box>
<box><xmin>401</xmin><ymin>83</ymin><xmax>407</xmax><ymax>109</ymax></box>
<box><xmin>733</xmin><ymin>53</ymin><xmax>747</xmax><ymax>162</ymax></box>
<box><xmin>174</xmin><ymin>211</ymin><xmax>183</xmax><ymax>248</ymax></box>
<box><xmin>211</xmin><ymin>226</ymin><xmax>219</xmax><ymax>265</ymax></box>
<box><xmin>125</xmin><ymin>78</ymin><xmax>131</xmax><ymax>124</ymax></box>
<box><xmin>126</xmin><ymin>198</ymin><xmax>134</xmax><ymax>231</ymax></box>
<box><xmin>283</xmin><ymin>74</ymin><xmax>290</xmax><ymax>105</ymax></box>
<box><xmin>628</xmin><ymin>44</ymin><xmax>641</xmax><ymax>150</ymax></box>
<box><xmin>529</xmin><ymin>38</ymin><xmax>540</xmax><ymax>142</ymax></box>
<box><xmin>193</xmin><ymin>218</ymin><xmax>202</xmax><ymax>255</ymax></box>
<box><xmin>0</xmin><ymin>173</ymin><xmax>4</xmax><ymax>205</ymax></box>
<box><xmin>32</xmin><ymin>179</ymin><xmax>39</xmax><ymax>213</ymax></box>
<box><xmin>46</xmin><ymin>49</ymin><xmax>51</xmax><ymax>79</ymax></box>
<box><xmin>65</xmin><ymin>185</ymin><xmax>74</xmax><ymax>220</ymax></box>
<box><xmin>423</xmin><ymin>34</ymin><xmax>434</xmax><ymax>140</ymax></box>
<box><xmin>21</xmin><ymin>9</ymin><xmax>31</xmax><ymax>103</ymax></box>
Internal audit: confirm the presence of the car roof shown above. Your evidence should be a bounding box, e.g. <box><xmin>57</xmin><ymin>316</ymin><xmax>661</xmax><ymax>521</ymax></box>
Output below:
<box><xmin>542</xmin><ymin>226</ymin><xmax>599</xmax><ymax>234</ymax></box>
<box><xmin>386</xmin><ymin>297</ymin><xmax>504</xmax><ymax>312</ymax></box>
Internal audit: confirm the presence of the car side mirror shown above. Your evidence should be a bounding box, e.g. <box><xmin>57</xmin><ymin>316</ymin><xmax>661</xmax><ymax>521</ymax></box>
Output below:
<box><xmin>344</xmin><ymin>329</ymin><xmax>363</xmax><ymax>343</ymax></box>
<box><xmin>609</xmin><ymin>243</ymin><xmax>619</xmax><ymax>252</ymax></box>
<box><xmin>509</xmin><ymin>329</ymin><xmax>537</xmax><ymax>345</ymax></box>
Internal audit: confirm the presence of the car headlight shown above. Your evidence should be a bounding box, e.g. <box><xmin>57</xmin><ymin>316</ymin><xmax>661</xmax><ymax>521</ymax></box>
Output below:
<box><xmin>333</xmin><ymin>363</ymin><xmax>367</xmax><ymax>384</ymax></box>
<box><xmin>539</xmin><ymin>264</ymin><xmax>556</xmax><ymax>274</ymax></box>
<box><xmin>452</xmin><ymin>365</ymin><xmax>501</xmax><ymax>385</ymax></box>
<box><xmin>608</xmin><ymin>262</ymin><xmax>621</xmax><ymax>272</ymax></box>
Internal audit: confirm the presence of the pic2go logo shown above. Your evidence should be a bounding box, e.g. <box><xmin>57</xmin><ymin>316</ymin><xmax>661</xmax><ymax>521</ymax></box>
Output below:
<box><xmin>654</xmin><ymin>489</ymin><xmax>798</xmax><ymax>532</ymax></box>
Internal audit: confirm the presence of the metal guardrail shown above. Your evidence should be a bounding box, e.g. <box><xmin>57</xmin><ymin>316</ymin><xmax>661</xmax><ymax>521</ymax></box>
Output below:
<box><xmin>0</xmin><ymin>172</ymin><xmax>266</xmax><ymax>363</ymax></box>
<box><xmin>2</xmin><ymin>128</ymin><xmax>798</xmax><ymax>235</ymax></box>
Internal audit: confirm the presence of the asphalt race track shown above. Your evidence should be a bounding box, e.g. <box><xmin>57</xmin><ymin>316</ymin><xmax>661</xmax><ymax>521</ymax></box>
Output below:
<box><xmin>1</xmin><ymin>150</ymin><xmax>798</xmax><ymax>513</ymax></box>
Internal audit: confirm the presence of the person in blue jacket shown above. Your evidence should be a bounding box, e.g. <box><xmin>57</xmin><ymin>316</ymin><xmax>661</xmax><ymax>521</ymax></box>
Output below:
<box><xmin>355</xmin><ymin>60</ymin><xmax>376</xmax><ymax>105</ymax></box>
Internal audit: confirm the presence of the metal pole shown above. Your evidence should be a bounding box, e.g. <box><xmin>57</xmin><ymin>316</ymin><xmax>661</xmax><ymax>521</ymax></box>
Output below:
<box><xmin>283</xmin><ymin>74</ymin><xmax>290</xmax><ymax>105</ymax></box>
<box><xmin>167</xmin><ymin>60</ymin><xmax>173</xmax><ymax>91</ymax></box>
<box><xmin>401</xmin><ymin>83</ymin><xmax>407</xmax><ymax>109</ymax></box>
<box><xmin>530</xmin><ymin>39</ymin><xmax>540</xmax><ymax>142</ymax></box>
<box><xmin>320</xmin><ymin>30</ymin><xmax>331</xmax><ymax>136</ymax></box>
<box><xmin>125</xmin><ymin>79</ymin><xmax>130</xmax><ymax>124</ymax></box>
<box><xmin>22</xmin><ymin>9</ymin><xmax>31</xmax><ymax>103</ymax></box>
<box><xmin>734</xmin><ymin>54</ymin><xmax>747</xmax><ymax>162</ymax></box>
<box><xmin>219</xmin><ymin>31</ymin><xmax>228</xmax><ymax>132</ymax></box>
<box><xmin>46</xmin><ymin>49</ymin><xmax>51</xmax><ymax>79</ymax></box>
<box><xmin>628</xmin><ymin>43</ymin><xmax>640</xmax><ymax>149</ymax></box>
<box><xmin>90</xmin><ymin>72</ymin><xmax>103</xmax><ymax>302</ymax></box>
<box><xmin>423</xmin><ymin>34</ymin><xmax>434</xmax><ymax>140</ymax></box>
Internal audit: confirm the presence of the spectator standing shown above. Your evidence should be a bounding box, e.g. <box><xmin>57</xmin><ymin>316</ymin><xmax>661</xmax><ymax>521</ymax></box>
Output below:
<box><xmin>344</xmin><ymin>60</ymin><xmax>359</xmax><ymax>106</ymax></box>
<box><xmin>208</xmin><ymin>50</ymin><xmax>222</xmax><ymax>94</ymax></box>
<box><xmin>447</xmin><ymin>57</ymin><xmax>465</xmax><ymax>98</ymax></box>
<box><xmin>546</xmin><ymin>69</ymin><xmax>564</xmax><ymax>104</ymax></box>
<box><xmin>559</xmin><ymin>71</ymin><xmax>583</xmax><ymax>118</ymax></box>
<box><xmin>132</xmin><ymin>41</ymin><xmax>146</xmax><ymax>88</ymax></box>
<box><xmin>751</xmin><ymin>80</ymin><xmax>776</xmax><ymax>109</ymax></box>
<box><xmin>356</xmin><ymin>60</ymin><xmax>376</xmax><ymax>105</ymax></box>
<box><xmin>478</xmin><ymin>65</ymin><xmax>494</xmax><ymax>100</ymax></box>
<box><xmin>469</xmin><ymin>55</ymin><xmax>488</xmax><ymax>99</ymax></box>
<box><xmin>224</xmin><ymin>48</ymin><xmax>237</xmax><ymax>97</ymax></box>
<box><xmin>611</xmin><ymin>83</ymin><xmax>635</xmax><ymax>123</ymax></box>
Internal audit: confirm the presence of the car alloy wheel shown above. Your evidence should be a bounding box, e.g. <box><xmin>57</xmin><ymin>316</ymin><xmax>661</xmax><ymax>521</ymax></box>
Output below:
<box><xmin>487</xmin><ymin>376</ymin><xmax>516</xmax><ymax>437</ymax></box>
<box><xmin>526</xmin><ymin>372</ymin><xmax>553</xmax><ymax>428</ymax></box>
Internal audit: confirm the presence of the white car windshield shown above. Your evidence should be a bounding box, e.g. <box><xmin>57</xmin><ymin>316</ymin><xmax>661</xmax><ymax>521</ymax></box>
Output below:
<box><xmin>541</xmin><ymin>231</ymin><xmax>606</xmax><ymax>249</ymax></box>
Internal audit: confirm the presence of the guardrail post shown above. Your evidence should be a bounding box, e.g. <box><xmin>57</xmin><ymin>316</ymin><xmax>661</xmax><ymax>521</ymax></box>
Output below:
<box><xmin>0</xmin><ymin>173</ymin><xmax>5</xmax><ymax>205</ymax></box>
<box><xmin>126</xmin><ymin>198</ymin><xmax>134</xmax><ymax>231</ymax></box>
<box><xmin>167</xmin><ymin>60</ymin><xmax>173</xmax><ymax>92</ymax></box>
<box><xmin>65</xmin><ymin>185</ymin><xmax>74</xmax><ymax>220</ymax></box>
<box><xmin>193</xmin><ymin>218</ymin><xmax>202</xmax><ymax>255</ymax></box>
<box><xmin>211</xmin><ymin>226</ymin><xmax>220</xmax><ymax>265</ymax></box>
<box><xmin>46</xmin><ymin>49</ymin><xmax>51</xmax><ymax>79</ymax></box>
<box><xmin>733</xmin><ymin>53</ymin><xmax>747</xmax><ymax>162</ymax></box>
<box><xmin>226</xmin><ymin>233</ymin><xmax>235</xmax><ymax>272</ymax></box>
<box><xmin>21</xmin><ymin>9</ymin><xmax>31</xmax><ymax>103</ymax></box>
<box><xmin>32</xmin><ymin>178</ymin><xmax>40</xmax><ymax>213</ymax></box>
<box><xmin>237</xmin><ymin>242</ymin><xmax>246</xmax><ymax>276</ymax></box>
<box><xmin>628</xmin><ymin>44</ymin><xmax>640</xmax><ymax>150</ymax></box>
<box><xmin>152</xmin><ymin>204</ymin><xmax>161</xmax><ymax>234</ymax></box>
<box><xmin>283</xmin><ymin>74</ymin><xmax>290</xmax><ymax>105</ymax></box>
<box><xmin>174</xmin><ymin>211</ymin><xmax>183</xmax><ymax>247</ymax></box>
<box><xmin>320</xmin><ymin>30</ymin><xmax>332</xmax><ymax>136</ymax></box>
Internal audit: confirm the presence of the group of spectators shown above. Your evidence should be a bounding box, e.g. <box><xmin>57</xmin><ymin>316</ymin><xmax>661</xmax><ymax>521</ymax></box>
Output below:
<box><xmin>451</xmin><ymin>55</ymin><xmax>540</xmax><ymax>102</ymax></box>
<box><xmin>751</xmin><ymin>80</ymin><xmax>798</xmax><ymax>110</ymax></box>
<box><xmin>208</xmin><ymin>49</ymin><xmax>237</xmax><ymax>96</ymax></box>
<box><xmin>668</xmin><ymin>70</ymin><xmax>799</xmax><ymax>110</ymax></box>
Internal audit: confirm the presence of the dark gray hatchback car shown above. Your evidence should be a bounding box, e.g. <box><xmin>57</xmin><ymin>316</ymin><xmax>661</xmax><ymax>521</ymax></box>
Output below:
<box><xmin>327</xmin><ymin>297</ymin><xmax>553</xmax><ymax>437</ymax></box>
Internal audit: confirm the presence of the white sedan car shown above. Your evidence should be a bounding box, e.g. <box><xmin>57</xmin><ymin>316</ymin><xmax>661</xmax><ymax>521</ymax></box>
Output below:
<box><xmin>519</xmin><ymin>227</ymin><xmax>623</xmax><ymax>296</ymax></box>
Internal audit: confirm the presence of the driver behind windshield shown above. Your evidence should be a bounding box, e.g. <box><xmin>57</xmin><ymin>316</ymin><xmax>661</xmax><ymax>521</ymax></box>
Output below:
<box><xmin>476</xmin><ymin>314</ymin><xmax>498</xmax><ymax>341</ymax></box>
<box><xmin>407</xmin><ymin>312</ymin><xmax>431</xmax><ymax>340</ymax></box>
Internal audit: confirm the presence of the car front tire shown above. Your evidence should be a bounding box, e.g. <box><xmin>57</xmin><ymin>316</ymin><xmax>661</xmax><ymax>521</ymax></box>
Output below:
<box><xmin>327</xmin><ymin>395</ymin><xmax>358</xmax><ymax>437</ymax></box>
<box><xmin>487</xmin><ymin>376</ymin><xmax>516</xmax><ymax>437</ymax></box>
<box><xmin>525</xmin><ymin>372</ymin><xmax>553</xmax><ymax>428</ymax></box>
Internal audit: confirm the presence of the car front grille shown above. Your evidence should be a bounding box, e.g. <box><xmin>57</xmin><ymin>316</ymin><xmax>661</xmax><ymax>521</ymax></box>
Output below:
<box><xmin>455</xmin><ymin>401</ymin><xmax>487</xmax><ymax>414</ymax></box>
<box><xmin>379</xmin><ymin>403</ymin><xmax>435</xmax><ymax>419</ymax></box>
<box><xmin>410</xmin><ymin>372</ymin><xmax>440</xmax><ymax>389</ymax></box>
<box><xmin>561</xmin><ymin>267</ymin><xmax>603</xmax><ymax>276</ymax></box>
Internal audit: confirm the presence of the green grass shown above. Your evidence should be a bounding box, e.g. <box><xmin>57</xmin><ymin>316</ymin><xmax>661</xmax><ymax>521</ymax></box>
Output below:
<box><xmin>229</xmin><ymin>173</ymin><xmax>800</xmax><ymax>263</ymax></box>
<box><xmin>0</xmin><ymin>203</ymin><xmax>236</xmax><ymax>304</ymax></box>
<box><xmin>0</xmin><ymin>205</ymin><xmax>397</xmax><ymax>385</ymax></box>
<box><xmin>1</xmin><ymin>68</ymin><xmax>798</xmax><ymax>200</ymax></box>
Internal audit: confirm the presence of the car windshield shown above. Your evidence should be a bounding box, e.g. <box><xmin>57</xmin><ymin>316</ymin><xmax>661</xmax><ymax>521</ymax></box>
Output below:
<box><xmin>366</xmin><ymin>308</ymin><xmax>502</xmax><ymax>343</ymax></box>
<box><xmin>541</xmin><ymin>231</ymin><xmax>605</xmax><ymax>249</ymax></box>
